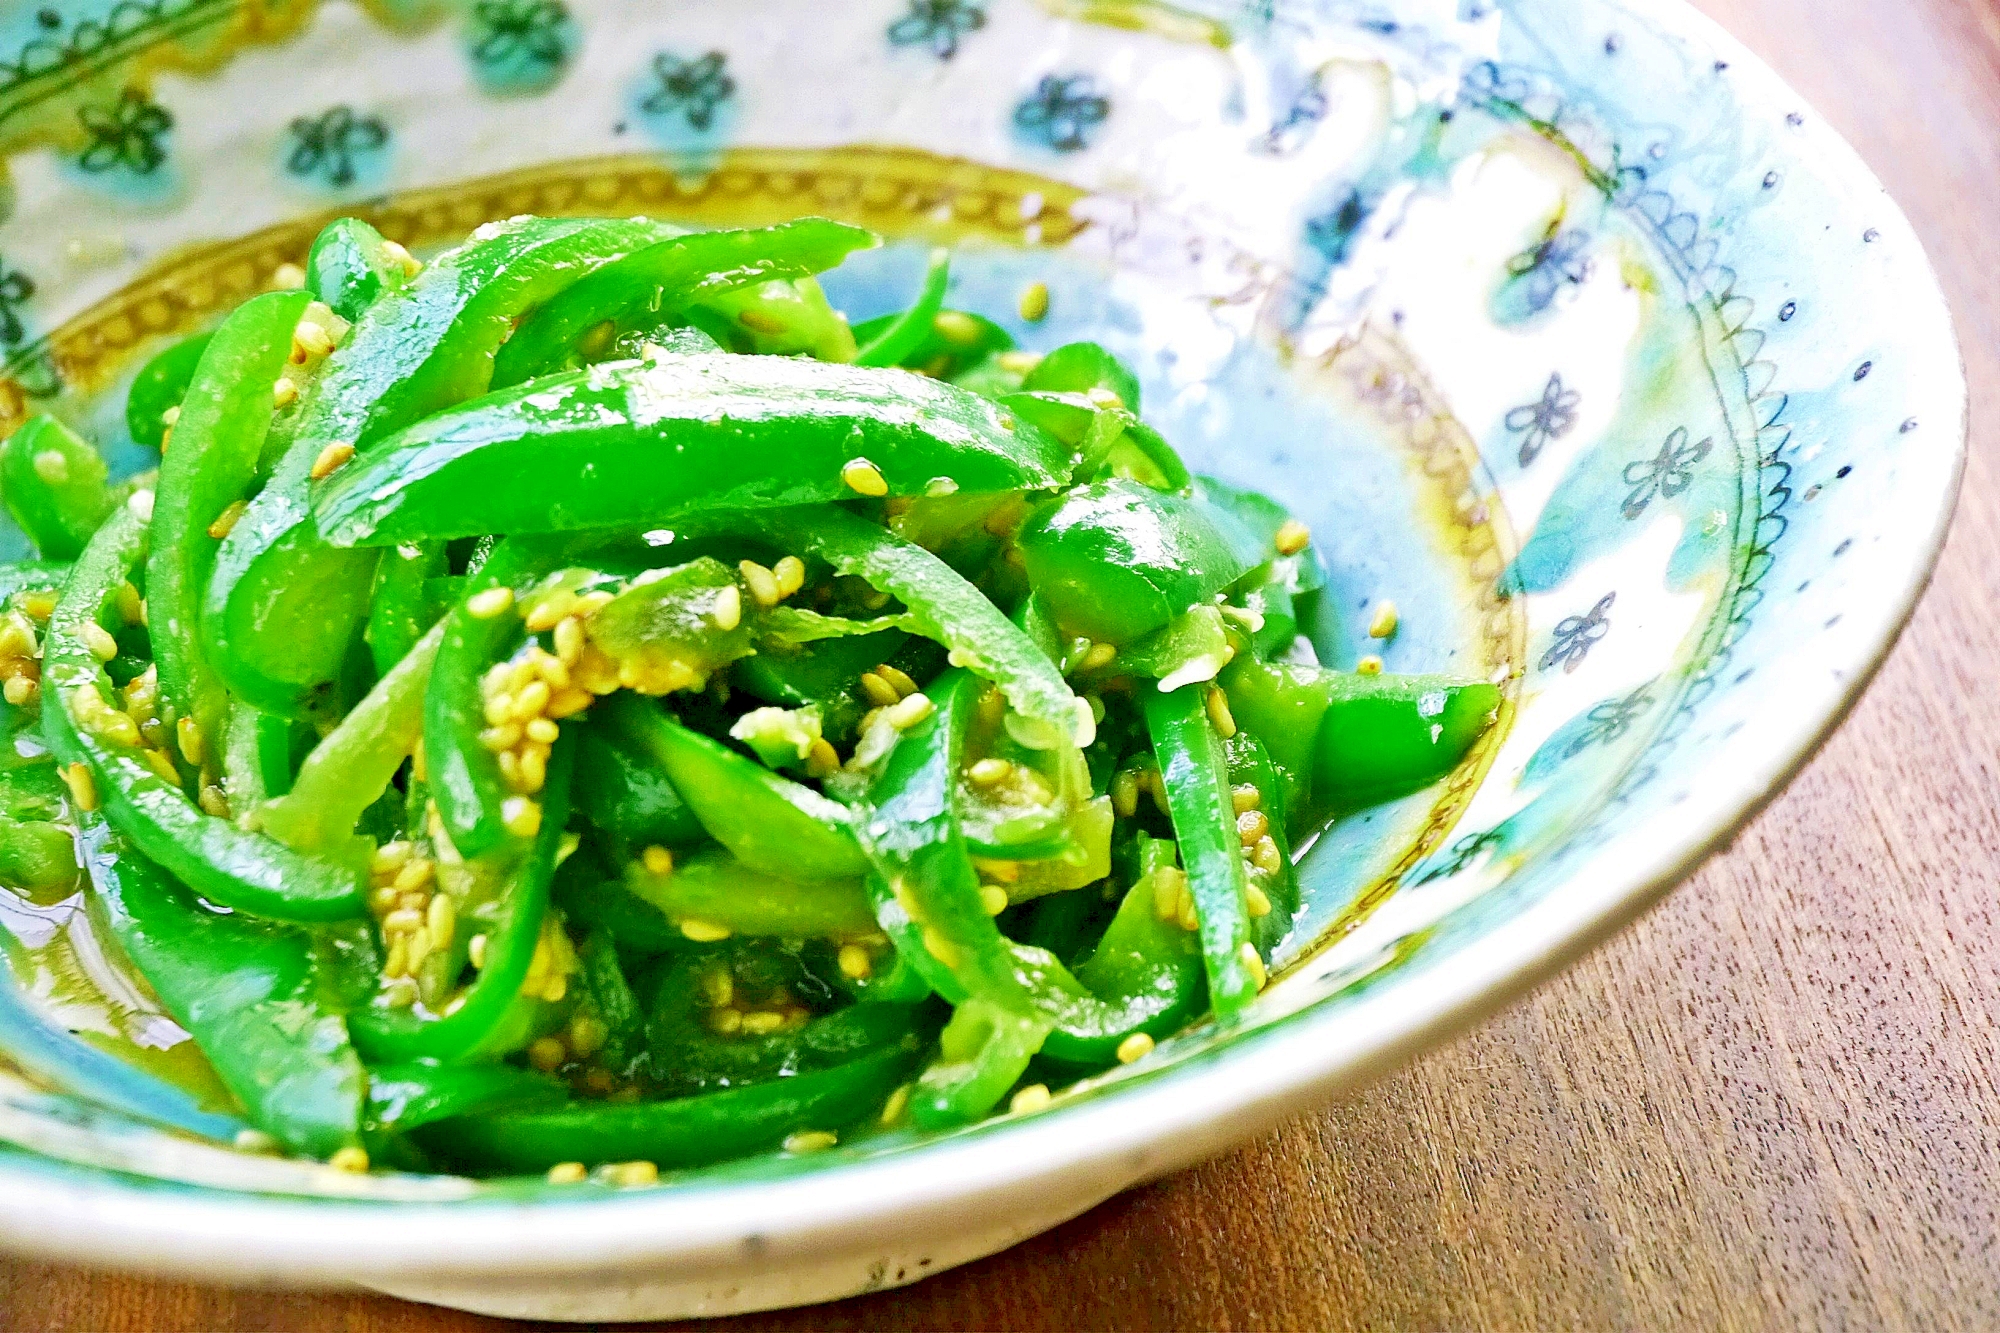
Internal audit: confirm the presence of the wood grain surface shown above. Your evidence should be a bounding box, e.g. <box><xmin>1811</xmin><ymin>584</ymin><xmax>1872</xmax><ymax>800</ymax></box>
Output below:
<box><xmin>6</xmin><ymin>0</ymin><xmax>1998</xmax><ymax>1327</ymax></box>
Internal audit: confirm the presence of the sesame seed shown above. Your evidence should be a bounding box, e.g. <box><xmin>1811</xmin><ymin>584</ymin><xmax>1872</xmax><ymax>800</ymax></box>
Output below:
<box><xmin>641</xmin><ymin>844</ymin><xmax>674</xmax><ymax>876</ymax></box>
<box><xmin>1078</xmin><ymin>642</ymin><xmax>1117</xmax><ymax>672</ymax></box>
<box><xmin>233</xmin><ymin>1128</ymin><xmax>279</xmax><ymax>1154</ymax></box>
<box><xmin>115</xmin><ymin>582</ymin><xmax>143</xmax><ymax>624</ymax></box>
<box><xmin>372</xmin><ymin>841</ymin><xmax>414</xmax><ymax>875</ymax></box>
<box><xmin>806</xmin><ymin>737</ymin><xmax>840</xmax><ymax>778</ymax></box>
<box><xmin>1112</xmin><ymin>770</ymin><xmax>1140</xmax><ymax>818</ymax></box>
<box><xmin>552</xmin><ymin>617</ymin><xmax>585</xmax><ymax>663</ymax></box>
<box><xmin>206</xmin><ymin>500</ymin><xmax>247</xmax><ymax>540</ymax></box>
<box><xmin>1086</xmin><ymin>386</ymin><xmax>1124</xmax><ymax>409</ymax></box>
<box><xmin>877</xmin><ymin>663</ymin><xmax>919</xmax><ymax>698</ymax></box>
<box><xmin>569</xmin><ymin>1014</ymin><xmax>606</xmax><ymax>1056</ymax></box>
<box><xmin>523</xmin><ymin>591</ymin><xmax>577</xmax><ymax>632</ymax></box>
<box><xmin>381</xmin><ymin>240</ymin><xmax>421</xmax><ymax>276</ymax></box>
<box><xmin>81</xmin><ymin>623</ymin><xmax>119</xmax><ymax>662</ymax></box>
<box><xmin>968</xmin><ymin>757</ymin><xmax>1013</xmax><ymax>787</ymax></box>
<box><xmin>501</xmin><ymin>795</ymin><xmax>541</xmax><ymax>839</ymax></box>
<box><xmin>22</xmin><ymin>592</ymin><xmax>56</xmax><ymax>622</ymax></box>
<box><xmin>772</xmin><ymin>556</ymin><xmax>806</xmax><ymax>597</ymax></box>
<box><xmin>308</xmin><ymin>441</ymin><xmax>355</xmax><ymax>480</ymax></box>
<box><xmin>998</xmin><ymin>350</ymin><xmax>1042</xmax><ymax>374</ymax></box>
<box><xmin>1274</xmin><ymin>519</ymin><xmax>1311</xmax><ymax>555</ymax></box>
<box><xmin>513</xmin><ymin>679</ymin><xmax>551</xmax><ymax>719</ymax></box>
<box><xmin>427</xmin><ymin>894</ymin><xmax>455</xmax><ymax>948</ymax></box>
<box><xmin>1010</xmin><ymin>1083</ymin><xmax>1052</xmax><ymax>1114</ymax></box>
<box><xmin>1116</xmin><ymin>1033</ymin><xmax>1155</xmax><ymax>1064</ymax></box>
<box><xmin>169</xmin><ymin>716</ymin><xmax>203</xmax><ymax>766</ymax></box>
<box><xmin>328</xmin><ymin>1145</ymin><xmax>370</xmax><ymax>1173</ymax></box>
<box><xmin>1231</xmin><ymin>783</ymin><xmax>1262</xmax><ymax>813</ymax></box>
<box><xmin>885</xmin><ymin>692</ymin><xmax>933</xmax><ymax>729</ymax></box>
<box><xmin>126</xmin><ymin>489</ymin><xmax>154</xmax><ymax>521</ymax></box>
<box><xmin>1018</xmin><ymin>282</ymin><xmax>1050</xmax><ymax>322</ymax></box>
<box><xmin>708</xmin><ymin>1007</ymin><xmax>743</xmax><ymax>1035</ymax></box>
<box><xmin>1204</xmin><ymin>686</ymin><xmax>1237</xmax><ymax>738</ymax></box>
<box><xmin>739</xmin><ymin>560</ymin><xmax>781</xmax><ymax>607</ymax></box>
<box><xmin>547</xmin><ymin>686</ymin><xmax>594</xmax><ymax>718</ymax></box>
<box><xmin>922</xmin><ymin>926</ymin><xmax>961</xmax><ymax>968</ymax></box>
<box><xmin>1246</xmin><ymin>883</ymin><xmax>1272</xmax><ymax>918</ymax></box>
<box><xmin>1236</xmin><ymin>810</ymin><xmax>1270</xmax><ymax>845</ymax></box>
<box><xmin>468</xmin><ymin>934</ymin><xmax>488</xmax><ymax>969</ymax></box>
<box><xmin>841</xmin><ymin>458</ymin><xmax>889</xmax><ymax>497</ymax></box>
<box><xmin>467</xmin><ymin>587</ymin><xmax>515</xmax><ymax>619</ymax></box>
<box><xmin>1356</xmin><ymin>654</ymin><xmax>1384</xmax><ymax>676</ymax></box>
<box><xmin>1368</xmin><ymin>600</ymin><xmax>1399</xmax><ymax>639</ymax></box>
<box><xmin>933</xmin><ymin>311</ymin><xmax>983</xmax><ymax>345</ymax></box>
<box><xmin>198</xmin><ymin>784</ymin><xmax>229</xmax><ymax>817</ymax></box>
<box><xmin>784</xmin><ymin>1130</ymin><xmax>837</xmax><ymax>1154</ymax></box>
<box><xmin>270</xmin><ymin>375</ymin><xmax>297</xmax><ymax>408</ymax></box>
<box><xmin>741</xmin><ymin>1010</ymin><xmax>785</xmax><ymax>1035</ymax></box>
<box><xmin>859</xmin><ymin>671</ymin><xmax>900</xmax><ymax>708</ymax></box>
<box><xmin>1177</xmin><ymin>887</ymin><xmax>1200</xmax><ymax>933</ymax></box>
<box><xmin>1241</xmin><ymin>943</ymin><xmax>1268</xmax><ymax>990</ymax></box>
<box><xmin>142</xmin><ymin>748</ymin><xmax>179</xmax><ymax>783</ymax></box>
<box><xmin>271</xmin><ymin>262</ymin><xmax>306</xmax><ymax>290</ymax></box>
<box><xmin>546</xmin><ymin>1161</ymin><xmax>587</xmax><ymax>1185</ymax></box>
<box><xmin>292</xmin><ymin>320</ymin><xmax>334</xmax><ymax>362</ymax></box>
<box><xmin>517</xmin><ymin>745</ymin><xmax>548</xmax><ymax>793</ymax></box>
<box><xmin>2</xmin><ymin>676</ymin><xmax>36</xmax><ymax>707</ymax></box>
<box><xmin>160</xmin><ymin>406</ymin><xmax>181</xmax><ymax>428</ymax></box>
<box><xmin>680</xmin><ymin>917</ymin><xmax>731</xmax><ymax>942</ymax></box>
<box><xmin>1253</xmin><ymin>835</ymin><xmax>1283</xmax><ymax>875</ymax></box>
<box><xmin>601</xmin><ymin>1160</ymin><xmax>658</xmax><ymax>1188</ymax></box>
<box><xmin>525</xmin><ymin>717</ymin><xmax>559</xmax><ymax>744</ymax></box>
<box><xmin>527</xmin><ymin>1036</ymin><xmax>567</xmax><ymax>1071</ymax></box>
<box><xmin>31</xmin><ymin>450</ymin><xmax>68</xmax><ymax>485</ymax></box>
<box><xmin>711</xmin><ymin>584</ymin><xmax>742</xmax><ymax>631</ymax></box>
<box><xmin>881</xmin><ymin>1084</ymin><xmax>913</xmax><ymax>1126</ymax></box>
<box><xmin>979</xmin><ymin>884</ymin><xmax>1010</xmax><ymax>916</ymax></box>
<box><xmin>837</xmin><ymin>943</ymin><xmax>872</xmax><ymax>980</ymax></box>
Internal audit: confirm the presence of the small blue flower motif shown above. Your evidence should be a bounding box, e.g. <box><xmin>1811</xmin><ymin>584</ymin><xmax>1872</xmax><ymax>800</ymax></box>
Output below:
<box><xmin>1304</xmin><ymin>192</ymin><xmax>1369</xmax><ymax>265</ymax></box>
<box><xmin>78</xmin><ymin>88</ymin><xmax>171</xmax><ymax>175</ymax></box>
<box><xmin>1540</xmin><ymin>591</ymin><xmax>1614</xmax><ymax>674</ymax></box>
<box><xmin>643</xmin><ymin>51</ymin><xmax>734</xmax><ymax>131</ymax></box>
<box><xmin>287</xmin><ymin>107</ymin><xmax>389</xmax><ymax>188</ymax></box>
<box><xmin>1262</xmin><ymin>80</ymin><xmax>1328</xmax><ymax>152</ymax></box>
<box><xmin>1013</xmin><ymin>74</ymin><xmax>1109</xmax><ymax>152</ymax></box>
<box><xmin>1506</xmin><ymin>372</ymin><xmax>1581</xmax><ymax>466</ymax></box>
<box><xmin>887</xmin><ymin>0</ymin><xmax>984</xmax><ymax>59</ymax></box>
<box><xmin>1621</xmin><ymin>426</ymin><xmax>1712</xmax><ymax>519</ymax></box>
<box><xmin>1409</xmin><ymin>827</ymin><xmax>1506</xmax><ymax>886</ymax></box>
<box><xmin>0</xmin><ymin>258</ymin><xmax>34</xmax><ymax>347</ymax></box>
<box><xmin>1507</xmin><ymin>228</ymin><xmax>1594</xmax><ymax>313</ymax></box>
<box><xmin>468</xmin><ymin>0</ymin><xmax>574</xmax><ymax>90</ymax></box>
<box><xmin>1564</xmin><ymin>686</ymin><xmax>1654</xmax><ymax>758</ymax></box>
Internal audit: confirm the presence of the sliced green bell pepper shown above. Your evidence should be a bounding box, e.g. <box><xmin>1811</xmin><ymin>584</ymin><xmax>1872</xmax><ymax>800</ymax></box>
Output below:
<box><xmin>1</xmin><ymin>416</ymin><xmax>115</xmax><ymax>561</ymax></box>
<box><xmin>125</xmin><ymin>332</ymin><xmax>213</xmax><ymax>449</ymax></box>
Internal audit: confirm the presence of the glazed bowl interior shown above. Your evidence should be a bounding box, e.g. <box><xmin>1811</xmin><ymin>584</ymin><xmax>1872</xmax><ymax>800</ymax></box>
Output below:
<box><xmin>0</xmin><ymin>0</ymin><xmax>1964</xmax><ymax>1316</ymax></box>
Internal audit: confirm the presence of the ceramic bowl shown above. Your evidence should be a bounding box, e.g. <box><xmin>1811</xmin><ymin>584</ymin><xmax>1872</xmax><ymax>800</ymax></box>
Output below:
<box><xmin>0</xmin><ymin>0</ymin><xmax>1963</xmax><ymax>1319</ymax></box>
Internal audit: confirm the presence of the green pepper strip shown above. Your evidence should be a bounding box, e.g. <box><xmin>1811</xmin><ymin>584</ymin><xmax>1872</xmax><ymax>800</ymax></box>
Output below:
<box><xmin>125</xmin><ymin>332</ymin><xmax>213</xmax><ymax>449</ymax></box>
<box><xmin>146</xmin><ymin>290</ymin><xmax>311</xmax><ymax>759</ymax></box>
<box><xmin>1223</xmin><ymin>731</ymin><xmax>1300</xmax><ymax>956</ymax></box>
<box><xmin>0</xmin><ymin>560</ymin><xmax>69</xmax><ymax>602</ymax></box>
<box><xmin>573</xmin><ymin>718</ymin><xmax>706</xmax><ymax>847</ymax></box>
<box><xmin>307</xmin><ymin>216</ymin><xmax>413</xmax><ymax>325</ymax></box>
<box><xmin>490</xmin><ymin>218</ymin><xmax>877</xmax><ymax>387</ymax></box>
<box><xmin>222</xmin><ymin>700</ymin><xmax>295</xmax><ymax>806</ymax></box>
<box><xmin>365</xmin><ymin>539</ymin><xmax>446</xmax><ymax>677</ymax></box>
<box><xmin>602</xmin><ymin>692</ymin><xmax>864</xmax><ymax>878</ymax></box>
<box><xmin>1</xmin><ymin>416</ymin><xmax>115</xmax><ymax>561</ymax></box>
<box><xmin>419</xmin><ymin>1042</ymin><xmax>919</xmax><ymax>1174</ymax></box>
<box><xmin>43</xmin><ymin>503</ymin><xmax>367</xmax><ymax>920</ymax></box>
<box><xmin>348</xmin><ymin>731</ymin><xmax>574</xmax><ymax>1064</ymax></box>
<box><xmin>259</xmin><ymin>619</ymin><xmax>443</xmax><ymax>856</ymax></box>
<box><xmin>741</xmin><ymin>505</ymin><xmax>1092</xmax><ymax>749</ymax></box>
<box><xmin>852</xmin><ymin>249</ymin><xmax>950</xmax><ymax>369</ymax></box>
<box><xmin>76</xmin><ymin>813</ymin><xmax>366</xmax><ymax>1156</ymax></box>
<box><xmin>909</xmin><ymin>996</ymin><xmax>1047</xmax><ymax>1131</ymax></box>
<box><xmin>1219</xmin><ymin>655</ymin><xmax>1500</xmax><ymax>824</ymax></box>
<box><xmin>424</xmin><ymin>538</ymin><xmax>564</xmax><ymax>858</ymax></box>
<box><xmin>204</xmin><ymin>216</ymin><xmax>673</xmax><ymax>717</ymax></box>
<box><xmin>623</xmin><ymin>846</ymin><xmax>876</xmax><ymax>939</ymax></box>
<box><xmin>311</xmin><ymin>353</ymin><xmax>1074</xmax><ymax>548</ymax></box>
<box><xmin>863</xmin><ymin>670</ymin><xmax>1205</xmax><ymax>1079</ymax></box>
<box><xmin>1143</xmin><ymin>683</ymin><xmax>1260</xmax><ymax>1019</ymax></box>
<box><xmin>364</xmin><ymin>1061</ymin><xmax>566</xmax><ymax>1141</ymax></box>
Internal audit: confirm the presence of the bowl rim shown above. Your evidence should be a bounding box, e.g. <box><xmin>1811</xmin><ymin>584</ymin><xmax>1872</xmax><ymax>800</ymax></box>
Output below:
<box><xmin>0</xmin><ymin>0</ymin><xmax>1970</xmax><ymax>1289</ymax></box>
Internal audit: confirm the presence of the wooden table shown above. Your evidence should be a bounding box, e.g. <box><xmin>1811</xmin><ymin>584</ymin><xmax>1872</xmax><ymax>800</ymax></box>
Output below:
<box><xmin>7</xmin><ymin>0</ymin><xmax>1999</xmax><ymax>1326</ymax></box>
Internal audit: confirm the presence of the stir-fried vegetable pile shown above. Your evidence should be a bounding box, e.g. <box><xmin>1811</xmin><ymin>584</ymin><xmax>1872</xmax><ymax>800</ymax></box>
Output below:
<box><xmin>0</xmin><ymin>214</ymin><xmax>1499</xmax><ymax>1177</ymax></box>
